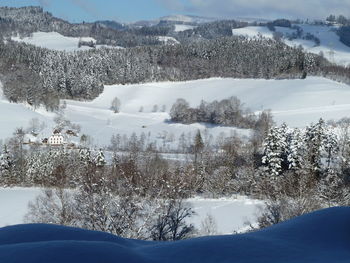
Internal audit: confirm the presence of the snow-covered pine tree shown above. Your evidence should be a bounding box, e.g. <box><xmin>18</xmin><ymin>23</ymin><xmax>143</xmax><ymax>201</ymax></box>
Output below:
<box><xmin>95</xmin><ymin>149</ymin><xmax>106</xmax><ymax>167</ymax></box>
<box><xmin>318</xmin><ymin>169</ymin><xmax>348</xmax><ymax>206</ymax></box>
<box><xmin>79</xmin><ymin>148</ymin><xmax>92</xmax><ymax>166</ymax></box>
<box><xmin>0</xmin><ymin>145</ymin><xmax>14</xmax><ymax>185</ymax></box>
<box><xmin>304</xmin><ymin>118</ymin><xmax>327</xmax><ymax>177</ymax></box>
<box><xmin>262</xmin><ymin>123</ymin><xmax>288</xmax><ymax>177</ymax></box>
<box><xmin>286</xmin><ymin>128</ymin><xmax>305</xmax><ymax>171</ymax></box>
<box><xmin>323</xmin><ymin>127</ymin><xmax>339</xmax><ymax>170</ymax></box>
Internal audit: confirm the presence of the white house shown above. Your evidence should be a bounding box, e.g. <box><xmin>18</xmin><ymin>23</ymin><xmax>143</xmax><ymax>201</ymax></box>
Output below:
<box><xmin>48</xmin><ymin>132</ymin><xmax>64</xmax><ymax>146</ymax></box>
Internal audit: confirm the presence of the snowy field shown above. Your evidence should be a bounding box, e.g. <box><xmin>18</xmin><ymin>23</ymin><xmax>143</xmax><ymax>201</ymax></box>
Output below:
<box><xmin>11</xmin><ymin>32</ymin><xmax>121</xmax><ymax>52</ymax></box>
<box><xmin>1</xmin><ymin>77</ymin><xmax>350</xmax><ymax>146</ymax></box>
<box><xmin>232</xmin><ymin>24</ymin><xmax>350</xmax><ymax>66</ymax></box>
<box><xmin>0</xmin><ymin>187</ymin><xmax>263</xmax><ymax>234</ymax></box>
<box><xmin>187</xmin><ymin>196</ymin><xmax>263</xmax><ymax>234</ymax></box>
<box><xmin>63</xmin><ymin>77</ymin><xmax>350</xmax><ymax>145</ymax></box>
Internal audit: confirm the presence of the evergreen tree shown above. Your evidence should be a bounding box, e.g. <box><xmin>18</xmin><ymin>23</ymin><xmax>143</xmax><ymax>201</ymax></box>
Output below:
<box><xmin>262</xmin><ymin>124</ymin><xmax>288</xmax><ymax>177</ymax></box>
<box><xmin>286</xmin><ymin>128</ymin><xmax>305</xmax><ymax>171</ymax></box>
<box><xmin>194</xmin><ymin>130</ymin><xmax>204</xmax><ymax>163</ymax></box>
<box><xmin>95</xmin><ymin>149</ymin><xmax>106</xmax><ymax>167</ymax></box>
<box><xmin>0</xmin><ymin>145</ymin><xmax>14</xmax><ymax>185</ymax></box>
<box><xmin>304</xmin><ymin>119</ymin><xmax>326</xmax><ymax>178</ymax></box>
<box><xmin>318</xmin><ymin>169</ymin><xmax>348</xmax><ymax>206</ymax></box>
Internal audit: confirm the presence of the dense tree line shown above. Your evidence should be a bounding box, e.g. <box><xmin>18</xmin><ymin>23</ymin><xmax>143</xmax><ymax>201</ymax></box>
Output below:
<box><xmin>0</xmin><ymin>35</ymin><xmax>329</xmax><ymax>109</ymax></box>
<box><xmin>176</xmin><ymin>20</ymin><xmax>247</xmax><ymax>42</ymax></box>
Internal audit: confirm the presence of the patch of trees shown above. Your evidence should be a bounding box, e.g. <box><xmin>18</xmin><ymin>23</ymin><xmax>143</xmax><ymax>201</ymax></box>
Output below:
<box><xmin>170</xmin><ymin>97</ymin><xmax>273</xmax><ymax>130</ymax></box>
<box><xmin>271</xmin><ymin>19</ymin><xmax>292</xmax><ymax>28</ymax></box>
<box><xmin>326</xmin><ymin>14</ymin><xmax>350</xmax><ymax>26</ymax></box>
<box><xmin>249</xmin><ymin>119</ymin><xmax>350</xmax><ymax>229</ymax></box>
<box><xmin>267</xmin><ymin>24</ymin><xmax>320</xmax><ymax>46</ymax></box>
<box><xmin>23</xmin><ymin>149</ymin><xmax>196</xmax><ymax>240</ymax></box>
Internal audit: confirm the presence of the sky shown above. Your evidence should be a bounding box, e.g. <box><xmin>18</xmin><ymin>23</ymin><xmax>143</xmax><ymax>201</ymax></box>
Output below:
<box><xmin>0</xmin><ymin>0</ymin><xmax>349</xmax><ymax>23</ymax></box>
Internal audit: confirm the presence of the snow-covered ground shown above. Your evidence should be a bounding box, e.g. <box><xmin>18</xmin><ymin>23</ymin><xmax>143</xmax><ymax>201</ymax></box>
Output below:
<box><xmin>0</xmin><ymin>187</ymin><xmax>262</xmax><ymax>234</ymax></box>
<box><xmin>232</xmin><ymin>24</ymin><xmax>350</xmax><ymax>66</ymax></box>
<box><xmin>187</xmin><ymin>196</ymin><xmax>263</xmax><ymax>234</ymax></box>
<box><xmin>1</xmin><ymin>77</ymin><xmax>350</xmax><ymax>146</ymax></box>
<box><xmin>0</xmin><ymin>187</ymin><xmax>40</xmax><ymax>226</ymax></box>
<box><xmin>11</xmin><ymin>32</ymin><xmax>121</xmax><ymax>52</ymax></box>
<box><xmin>0</xmin><ymin>81</ymin><xmax>55</xmax><ymax>140</ymax></box>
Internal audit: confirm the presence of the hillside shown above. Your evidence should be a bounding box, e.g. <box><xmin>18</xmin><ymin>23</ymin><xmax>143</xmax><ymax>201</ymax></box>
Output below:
<box><xmin>11</xmin><ymin>32</ymin><xmax>122</xmax><ymax>52</ymax></box>
<box><xmin>232</xmin><ymin>24</ymin><xmax>350</xmax><ymax>66</ymax></box>
<box><xmin>1</xmin><ymin>77</ymin><xmax>349</xmax><ymax>146</ymax></box>
<box><xmin>0</xmin><ymin>207</ymin><xmax>349</xmax><ymax>263</ymax></box>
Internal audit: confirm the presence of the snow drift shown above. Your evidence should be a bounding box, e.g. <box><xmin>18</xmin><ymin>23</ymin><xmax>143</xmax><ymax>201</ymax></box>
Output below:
<box><xmin>0</xmin><ymin>207</ymin><xmax>349</xmax><ymax>263</ymax></box>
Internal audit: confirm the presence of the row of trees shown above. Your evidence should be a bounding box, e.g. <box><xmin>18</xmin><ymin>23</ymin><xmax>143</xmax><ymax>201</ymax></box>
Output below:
<box><xmin>170</xmin><ymin>97</ymin><xmax>273</xmax><ymax>130</ymax></box>
<box><xmin>24</xmin><ymin>149</ymin><xmax>196</xmax><ymax>241</ymax></box>
<box><xmin>2</xmin><ymin>117</ymin><xmax>350</xmax><ymax>234</ymax></box>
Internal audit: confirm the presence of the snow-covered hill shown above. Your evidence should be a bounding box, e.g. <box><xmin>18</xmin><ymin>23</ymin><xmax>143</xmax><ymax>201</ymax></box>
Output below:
<box><xmin>232</xmin><ymin>24</ymin><xmax>350</xmax><ymax>66</ymax></box>
<box><xmin>1</xmin><ymin>77</ymin><xmax>350</xmax><ymax>146</ymax></box>
<box><xmin>11</xmin><ymin>32</ymin><xmax>121</xmax><ymax>52</ymax></box>
<box><xmin>1</xmin><ymin>207</ymin><xmax>349</xmax><ymax>263</ymax></box>
<box><xmin>62</xmin><ymin>77</ymin><xmax>350</xmax><ymax>145</ymax></box>
<box><xmin>0</xmin><ymin>82</ymin><xmax>55</xmax><ymax>140</ymax></box>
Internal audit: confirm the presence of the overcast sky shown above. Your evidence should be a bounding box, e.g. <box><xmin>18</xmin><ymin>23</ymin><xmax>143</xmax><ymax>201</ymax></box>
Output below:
<box><xmin>0</xmin><ymin>0</ymin><xmax>349</xmax><ymax>22</ymax></box>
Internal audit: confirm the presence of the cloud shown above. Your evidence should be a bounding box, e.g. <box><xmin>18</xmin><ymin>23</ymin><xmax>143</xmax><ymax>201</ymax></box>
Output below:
<box><xmin>155</xmin><ymin>0</ymin><xmax>186</xmax><ymax>11</ymax></box>
<box><xmin>158</xmin><ymin>0</ymin><xmax>350</xmax><ymax>19</ymax></box>
<box><xmin>68</xmin><ymin>0</ymin><xmax>101</xmax><ymax>19</ymax></box>
<box><xmin>37</xmin><ymin>0</ymin><xmax>51</xmax><ymax>8</ymax></box>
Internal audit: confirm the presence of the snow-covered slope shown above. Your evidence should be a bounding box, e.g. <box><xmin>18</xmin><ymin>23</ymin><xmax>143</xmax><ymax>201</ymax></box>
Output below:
<box><xmin>11</xmin><ymin>32</ymin><xmax>120</xmax><ymax>52</ymax></box>
<box><xmin>232</xmin><ymin>25</ymin><xmax>350</xmax><ymax>66</ymax></box>
<box><xmin>1</xmin><ymin>77</ymin><xmax>350</xmax><ymax>146</ymax></box>
<box><xmin>63</xmin><ymin>77</ymin><xmax>350</xmax><ymax>146</ymax></box>
<box><xmin>1</xmin><ymin>207</ymin><xmax>349</xmax><ymax>263</ymax></box>
<box><xmin>0</xmin><ymin>82</ymin><xmax>55</xmax><ymax>140</ymax></box>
